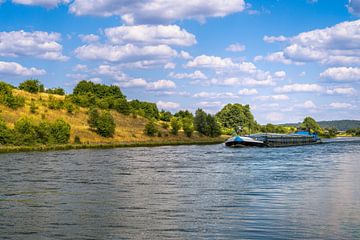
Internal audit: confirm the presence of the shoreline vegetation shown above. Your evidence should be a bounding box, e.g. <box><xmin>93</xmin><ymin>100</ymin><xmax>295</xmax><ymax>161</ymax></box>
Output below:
<box><xmin>1</xmin><ymin>79</ymin><xmax>359</xmax><ymax>154</ymax></box>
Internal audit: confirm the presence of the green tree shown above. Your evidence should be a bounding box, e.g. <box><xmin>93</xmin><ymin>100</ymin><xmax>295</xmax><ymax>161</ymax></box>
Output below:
<box><xmin>88</xmin><ymin>107</ymin><xmax>100</xmax><ymax>129</ymax></box>
<box><xmin>113</xmin><ymin>98</ymin><xmax>131</xmax><ymax>115</ymax></box>
<box><xmin>96</xmin><ymin>111</ymin><xmax>116</xmax><ymax>137</ymax></box>
<box><xmin>170</xmin><ymin>117</ymin><xmax>181</xmax><ymax>135</ymax></box>
<box><xmin>144</xmin><ymin>121</ymin><xmax>158</xmax><ymax>136</ymax></box>
<box><xmin>50</xmin><ymin>119</ymin><xmax>71</xmax><ymax>144</ymax></box>
<box><xmin>46</xmin><ymin>87</ymin><xmax>65</xmax><ymax>95</ymax></box>
<box><xmin>0</xmin><ymin>118</ymin><xmax>13</xmax><ymax>145</ymax></box>
<box><xmin>182</xmin><ymin>117</ymin><xmax>194</xmax><ymax>137</ymax></box>
<box><xmin>159</xmin><ymin>110</ymin><xmax>172</xmax><ymax>122</ymax></box>
<box><xmin>194</xmin><ymin>109</ymin><xmax>208</xmax><ymax>135</ymax></box>
<box><xmin>14</xmin><ymin>117</ymin><xmax>38</xmax><ymax>145</ymax></box>
<box><xmin>301</xmin><ymin>116</ymin><xmax>322</xmax><ymax>134</ymax></box>
<box><xmin>19</xmin><ymin>79</ymin><xmax>44</xmax><ymax>93</ymax></box>
<box><xmin>206</xmin><ymin>114</ymin><xmax>221</xmax><ymax>137</ymax></box>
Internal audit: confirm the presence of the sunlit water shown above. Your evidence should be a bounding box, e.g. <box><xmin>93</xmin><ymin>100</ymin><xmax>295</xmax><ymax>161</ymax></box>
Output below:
<box><xmin>1</xmin><ymin>138</ymin><xmax>360</xmax><ymax>239</ymax></box>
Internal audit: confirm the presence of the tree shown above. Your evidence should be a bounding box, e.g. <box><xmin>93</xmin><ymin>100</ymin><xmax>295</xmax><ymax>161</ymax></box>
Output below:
<box><xmin>194</xmin><ymin>109</ymin><xmax>208</xmax><ymax>135</ymax></box>
<box><xmin>46</xmin><ymin>88</ymin><xmax>65</xmax><ymax>95</ymax></box>
<box><xmin>88</xmin><ymin>108</ymin><xmax>100</xmax><ymax>129</ymax></box>
<box><xmin>174</xmin><ymin>110</ymin><xmax>193</xmax><ymax>120</ymax></box>
<box><xmin>182</xmin><ymin>117</ymin><xmax>194</xmax><ymax>137</ymax></box>
<box><xmin>96</xmin><ymin>111</ymin><xmax>116</xmax><ymax>137</ymax></box>
<box><xmin>144</xmin><ymin>121</ymin><xmax>158</xmax><ymax>136</ymax></box>
<box><xmin>0</xmin><ymin>118</ymin><xmax>13</xmax><ymax>145</ymax></box>
<box><xmin>159</xmin><ymin>110</ymin><xmax>172</xmax><ymax>122</ymax></box>
<box><xmin>301</xmin><ymin>116</ymin><xmax>322</xmax><ymax>133</ymax></box>
<box><xmin>113</xmin><ymin>98</ymin><xmax>131</xmax><ymax>115</ymax></box>
<box><xmin>50</xmin><ymin>119</ymin><xmax>71</xmax><ymax>144</ymax></box>
<box><xmin>0</xmin><ymin>81</ymin><xmax>25</xmax><ymax>109</ymax></box>
<box><xmin>19</xmin><ymin>79</ymin><xmax>44</xmax><ymax>93</ymax></box>
<box><xmin>14</xmin><ymin>117</ymin><xmax>38</xmax><ymax>145</ymax></box>
<box><xmin>170</xmin><ymin>117</ymin><xmax>181</xmax><ymax>135</ymax></box>
<box><xmin>216</xmin><ymin>103</ymin><xmax>258</xmax><ymax>134</ymax></box>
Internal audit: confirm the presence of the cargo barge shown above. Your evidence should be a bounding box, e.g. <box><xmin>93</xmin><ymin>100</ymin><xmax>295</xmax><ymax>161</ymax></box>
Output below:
<box><xmin>225</xmin><ymin>131</ymin><xmax>321</xmax><ymax>147</ymax></box>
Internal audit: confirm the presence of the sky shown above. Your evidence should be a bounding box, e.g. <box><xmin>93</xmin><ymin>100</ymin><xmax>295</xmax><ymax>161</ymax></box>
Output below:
<box><xmin>0</xmin><ymin>0</ymin><xmax>360</xmax><ymax>124</ymax></box>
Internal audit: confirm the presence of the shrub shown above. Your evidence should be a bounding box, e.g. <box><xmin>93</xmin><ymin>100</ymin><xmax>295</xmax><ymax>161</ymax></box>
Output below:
<box><xmin>19</xmin><ymin>79</ymin><xmax>44</xmax><ymax>93</ymax></box>
<box><xmin>74</xmin><ymin>135</ymin><xmax>81</xmax><ymax>144</ymax></box>
<box><xmin>2</xmin><ymin>94</ymin><xmax>25</xmax><ymax>109</ymax></box>
<box><xmin>144</xmin><ymin>121</ymin><xmax>158</xmax><ymax>136</ymax></box>
<box><xmin>64</xmin><ymin>101</ymin><xmax>75</xmax><ymax>114</ymax></box>
<box><xmin>0</xmin><ymin>118</ymin><xmax>13</xmax><ymax>145</ymax></box>
<box><xmin>113</xmin><ymin>98</ymin><xmax>131</xmax><ymax>115</ymax></box>
<box><xmin>30</xmin><ymin>100</ymin><xmax>37</xmax><ymax>113</ymax></box>
<box><xmin>14</xmin><ymin>117</ymin><xmax>38</xmax><ymax>145</ymax></box>
<box><xmin>47</xmin><ymin>96</ymin><xmax>64</xmax><ymax>110</ymax></box>
<box><xmin>46</xmin><ymin>87</ymin><xmax>65</xmax><ymax>95</ymax></box>
<box><xmin>50</xmin><ymin>119</ymin><xmax>71</xmax><ymax>144</ymax></box>
<box><xmin>182</xmin><ymin>117</ymin><xmax>194</xmax><ymax>137</ymax></box>
<box><xmin>96</xmin><ymin>111</ymin><xmax>116</xmax><ymax>137</ymax></box>
<box><xmin>88</xmin><ymin>108</ymin><xmax>100</xmax><ymax>129</ymax></box>
<box><xmin>170</xmin><ymin>117</ymin><xmax>181</xmax><ymax>135</ymax></box>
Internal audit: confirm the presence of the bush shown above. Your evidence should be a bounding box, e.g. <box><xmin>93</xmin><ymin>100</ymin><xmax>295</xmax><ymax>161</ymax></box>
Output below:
<box><xmin>14</xmin><ymin>117</ymin><xmax>38</xmax><ymax>145</ymax></box>
<box><xmin>182</xmin><ymin>117</ymin><xmax>194</xmax><ymax>137</ymax></box>
<box><xmin>96</xmin><ymin>111</ymin><xmax>116</xmax><ymax>137</ymax></box>
<box><xmin>113</xmin><ymin>98</ymin><xmax>131</xmax><ymax>115</ymax></box>
<box><xmin>144</xmin><ymin>121</ymin><xmax>158</xmax><ymax>136</ymax></box>
<box><xmin>47</xmin><ymin>96</ymin><xmax>64</xmax><ymax>110</ymax></box>
<box><xmin>64</xmin><ymin>101</ymin><xmax>75</xmax><ymax>114</ymax></box>
<box><xmin>88</xmin><ymin>108</ymin><xmax>100</xmax><ymax>129</ymax></box>
<box><xmin>170</xmin><ymin>117</ymin><xmax>181</xmax><ymax>135</ymax></box>
<box><xmin>19</xmin><ymin>79</ymin><xmax>44</xmax><ymax>93</ymax></box>
<box><xmin>50</xmin><ymin>119</ymin><xmax>71</xmax><ymax>144</ymax></box>
<box><xmin>30</xmin><ymin>100</ymin><xmax>37</xmax><ymax>113</ymax></box>
<box><xmin>74</xmin><ymin>135</ymin><xmax>81</xmax><ymax>144</ymax></box>
<box><xmin>0</xmin><ymin>118</ymin><xmax>13</xmax><ymax>145</ymax></box>
<box><xmin>46</xmin><ymin>87</ymin><xmax>65</xmax><ymax>95</ymax></box>
<box><xmin>2</xmin><ymin>94</ymin><xmax>25</xmax><ymax>109</ymax></box>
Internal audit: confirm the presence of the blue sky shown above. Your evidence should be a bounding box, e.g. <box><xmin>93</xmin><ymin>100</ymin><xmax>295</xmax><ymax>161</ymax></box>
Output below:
<box><xmin>0</xmin><ymin>0</ymin><xmax>359</xmax><ymax>124</ymax></box>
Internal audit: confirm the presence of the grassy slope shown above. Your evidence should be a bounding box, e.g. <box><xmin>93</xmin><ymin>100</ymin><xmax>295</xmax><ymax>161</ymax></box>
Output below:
<box><xmin>0</xmin><ymin>89</ymin><xmax>226</xmax><ymax>149</ymax></box>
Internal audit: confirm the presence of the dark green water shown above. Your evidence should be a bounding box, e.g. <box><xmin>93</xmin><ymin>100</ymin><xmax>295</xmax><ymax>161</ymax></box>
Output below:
<box><xmin>1</xmin><ymin>138</ymin><xmax>360</xmax><ymax>239</ymax></box>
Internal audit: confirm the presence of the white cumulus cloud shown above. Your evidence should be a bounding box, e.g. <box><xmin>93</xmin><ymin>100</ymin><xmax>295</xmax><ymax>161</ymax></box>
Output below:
<box><xmin>320</xmin><ymin>67</ymin><xmax>360</xmax><ymax>81</ymax></box>
<box><xmin>169</xmin><ymin>70</ymin><xmax>207</xmax><ymax>80</ymax></box>
<box><xmin>329</xmin><ymin>102</ymin><xmax>353</xmax><ymax>109</ymax></box>
<box><xmin>275</xmin><ymin>83</ymin><xmax>323</xmax><ymax>93</ymax></box>
<box><xmin>69</xmin><ymin>0</ymin><xmax>246</xmax><ymax>24</ymax></box>
<box><xmin>0</xmin><ymin>30</ymin><xmax>68</xmax><ymax>61</ymax></box>
<box><xmin>157</xmin><ymin>101</ymin><xmax>180</xmax><ymax>110</ymax></box>
<box><xmin>226</xmin><ymin>43</ymin><xmax>245</xmax><ymax>52</ymax></box>
<box><xmin>12</xmin><ymin>0</ymin><xmax>69</xmax><ymax>8</ymax></box>
<box><xmin>0</xmin><ymin>61</ymin><xmax>46</xmax><ymax>76</ymax></box>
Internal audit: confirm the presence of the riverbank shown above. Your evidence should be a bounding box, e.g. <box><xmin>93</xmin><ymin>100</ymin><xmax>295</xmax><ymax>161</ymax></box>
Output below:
<box><xmin>0</xmin><ymin>137</ymin><xmax>227</xmax><ymax>154</ymax></box>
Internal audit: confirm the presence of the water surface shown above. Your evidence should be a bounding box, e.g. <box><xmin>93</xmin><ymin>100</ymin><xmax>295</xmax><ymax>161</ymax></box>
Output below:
<box><xmin>1</xmin><ymin>138</ymin><xmax>360</xmax><ymax>239</ymax></box>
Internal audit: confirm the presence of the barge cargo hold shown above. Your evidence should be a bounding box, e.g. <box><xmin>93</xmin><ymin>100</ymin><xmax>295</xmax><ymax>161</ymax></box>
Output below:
<box><xmin>225</xmin><ymin>131</ymin><xmax>321</xmax><ymax>147</ymax></box>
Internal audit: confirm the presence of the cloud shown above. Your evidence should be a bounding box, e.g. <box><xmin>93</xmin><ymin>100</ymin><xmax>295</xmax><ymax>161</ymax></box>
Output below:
<box><xmin>263</xmin><ymin>35</ymin><xmax>287</xmax><ymax>43</ymax></box>
<box><xmin>254</xmin><ymin>51</ymin><xmax>303</xmax><ymax>65</ymax></box>
<box><xmin>69</xmin><ymin>0</ymin><xmax>246</xmax><ymax>24</ymax></box>
<box><xmin>209</xmin><ymin>76</ymin><xmax>275</xmax><ymax>87</ymax></box>
<box><xmin>0</xmin><ymin>61</ymin><xmax>46</xmax><ymax>76</ymax></box>
<box><xmin>266</xmin><ymin>112</ymin><xmax>284</xmax><ymax>122</ymax></box>
<box><xmin>79</xmin><ymin>34</ymin><xmax>100</xmax><ymax>43</ymax></box>
<box><xmin>169</xmin><ymin>70</ymin><xmax>207</xmax><ymax>79</ymax></box>
<box><xmin>274</xmin><ymin>71</ymin><xmax>286</xmax><ymax>79</ymax></box>
<box><xmin>238</xmin><ymin>88</ymin><xmax>258</xmax><ymax>95</ymax></box>
<box><xmin>75</xmin><ymin>43</ymin><xmax>177</xmax><ymax>62</ymax></box>
<box><xmin>120</xmin><ymin>78</ymin><xmax>148</xmax><ymax>88</ymax></box>
<box><xmin>255</xmin><ymin>94</ymin><xmax>289</xmax><ymax>101</ymax></box>
<box><xmin>146</xmin><ymin>79</ymin><xmax>176</xmax><ymax>90</ymax></box>
<box><xmin>186</xmin><ymin>55</ymin><xmax>256</xmax><ymax>72</ymax></box>
<box><xmin>164</xmin><ymin>62</ymin><xmax>176</xmax><ymax>69</ymax></box>
<box><xmin>193</xmin><ymin>92</ymin><xmax>239</xmax><ymax>99</ymax></box>
<box><xmin>12</xmin><ymin>0</ymin><xmax>69</xmax><ymax>8</ymax></box>
<box><xmin>226</xmin><ymin>43</ymin><xmax>245</xmax><ymax>52</ymax></box>
<box><xmin>348</xmin><ymin>0</ymin><xmax>360</xmax><ymax>16</ymax></box>
<box><xmin>197</xmin><ymin>101</ymin><xmax>223</xmax><ymax>108</ymax></box>
<box><xmin>104</xmin><ymin>25</ymin><xmax>196</xmax><ymax>46</ymax></box>
<box><xmin>0</xmin><ymin>30</ymin><xmax>68</xmax><ymax>61</ymax></box>
<box><xmin>303</xmin><ymin>100</ymin><xmax>317</xmax><ymax>109</ymax></box>
<box><xmin>275</xmin><ymin>83</ymin><xmax>322</xmax><ymax>93</ymax></box>
<box><xmin>329</xmin><ymin>102</ymin><xmax>353</xmax><ymax>109</ymax></box>
<box><xmin>320</xmin><ymin>67</ymin><xmax>360</xmax><ymax>81</ymax></box>
<box><xmin>265</xmin><ymin>20</ymin><xmax>360</xmax><ymax>65</ymax></box>
<box><xmin>326</xmin><ymin>87</ymin><xmax>356</xmax><ymax>95</ymax></box>
<box><xmin>157</xmin><ymin>101</ymin><xmax>180</xmax><ymax>110</ymax></box>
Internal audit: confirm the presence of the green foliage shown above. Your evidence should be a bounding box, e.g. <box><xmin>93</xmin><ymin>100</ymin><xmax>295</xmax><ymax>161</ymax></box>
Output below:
<box><xmin>113</xmin><ymin>98</ymin><xmax>131</xmax><ymax>115</ymax></box>
<box><xmin>129</xmin><ymin>100</ymin><xmax>159</xmax><ymax>119</ymax></box>
<box><xmin>170</xmin><ymin>117</ymin><xmax>181</xmax><ymax>135</ymax></box>
<box><xmin>346</xmin><ymin>128</ymin><xmax>360</xmax><ymax>136</ymax></box>
<box><xmin>87</xmin><ymin>108</ymin><xmax>116</xmax><ymax>137</ymax></box>
<box><xmin>322</xmin><ymin>127</ymin><xmax>338</xmax><ymax>138</ymax></box>
<box><xmin>216</xmin><ymin>103</ymin><xmax>258</xmax><ymax>134</ymax></box>
<box><xmin>96</xmin><ymin>111</ymin><xmax>116</xmax><ymax>137</ymax></box>
<box><xmin>144</xmin><ymin>121</ymin><xmax>158</xmax><ymax>136</ymax></box>
<box><xmin>174</xmin><ymin>110</ymin><xmax>193</xmax><ymax>120</ymax></box>
<box><xmin>159</xmin><ymin>110</ymin><xmax>172</xmax><ymax>122</ymax></box>
<box><xmin>0</xmin><ymin>118</ymin><xmax>13</xmax><ymax>145</ymax></box>
<box><xmin>261</xmin><ymin>123</ymin><xmax>291</xmax><ymax>134</ymax></box>
<box><xmin>64</xmin><ymin>101</ymin><xmax>75</xmax><ymax>114</ymax></box>
<box><xmin>73</xmin><ymin>80</ymin><xmax>125</xmax><ymax>99</ymax></box>
<box><xmin>30</xmin><ymin>99</ymin><xmax>37</xmax><ymax>113</ymax></box>
<box><xmin>14</xmin><ymin>117</ymin><xmax>39</xmax><ymax>145</ymax></box>
<box><xmin>74</xmin><ymin>135</ymin><xmax>81</xmax><ymax>144</ymax></box>
<box><xmin>46</xmin><ymin>87</ymin><xmax>65</xmax><ymax>95</ymax></box>
<box><xmin>47</xmin><ymin>96</ymin><xmax>64</xmax><ymax>110</ymax></box>
<box><xmin>50</xmin><ymin>119</ymin><xmax>71</xmax><ymax>144</ymax></box>
<box><xmin>0</xmin><ymin>81</ymin><xmax>25</xmax><ymax>109</ymax></box>
<box><xmin>19</xmin><ymin>79</ymin><xmax>44</xmax><ymax>93</ymax></box>
<box><xmin>182</xmin><ymin>117</ymin><xmax>194</xmax><ymax>137</ymax></box>
<box><xmin>301</xmin><ymin>116</ymin><xmax>323</xmax><ymax>134</ymax></box>
<box><xmin>194</xmin><ymin>109</ymin><xmax>221</xmax><ymax>137</ymax></box>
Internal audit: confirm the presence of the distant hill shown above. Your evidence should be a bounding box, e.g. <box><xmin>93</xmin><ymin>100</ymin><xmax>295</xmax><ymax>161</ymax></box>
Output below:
<box><xmin>282</xmin><ymin>120</ymin><xmax>360</xmax><ymax>131</ymax></box>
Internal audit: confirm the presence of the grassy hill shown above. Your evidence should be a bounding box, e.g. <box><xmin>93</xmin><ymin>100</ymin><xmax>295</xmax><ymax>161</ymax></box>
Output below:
<box><xmin>0</xmin><ymin>88</ymin><xmax>225</xmax><ymax>150</ymax></box>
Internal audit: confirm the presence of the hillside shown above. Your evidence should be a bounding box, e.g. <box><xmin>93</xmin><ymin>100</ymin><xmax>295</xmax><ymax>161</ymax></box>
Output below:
<box><xmin>0</xmin><ymin>88</ymin><xmax>225</xmax><ymax>148</ymax></box>
<box><xmin>282</xmin><ymin>120</ymin><xmax>360</xmax><ymax>131</ymax></box>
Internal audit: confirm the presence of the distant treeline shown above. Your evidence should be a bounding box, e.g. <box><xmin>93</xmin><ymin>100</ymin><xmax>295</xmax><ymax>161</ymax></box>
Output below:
<box><xmin>283</xmin><ymin>120</ymin><xmax>360</xmax><ymax>131</ymax></box>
